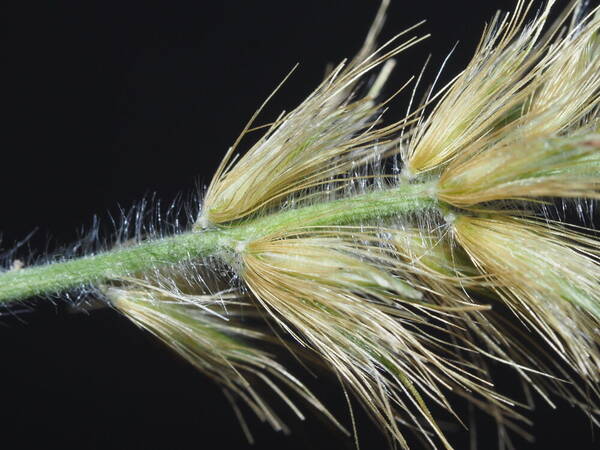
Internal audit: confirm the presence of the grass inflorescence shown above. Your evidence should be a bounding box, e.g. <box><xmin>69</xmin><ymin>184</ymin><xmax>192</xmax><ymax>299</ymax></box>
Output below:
<box><xmin>1</xmin><ymin>0</ymin><xmax>600</xmax><ymax>448</ymax></box>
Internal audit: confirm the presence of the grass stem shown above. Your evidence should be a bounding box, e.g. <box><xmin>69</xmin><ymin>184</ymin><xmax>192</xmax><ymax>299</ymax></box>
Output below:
<box><xmin>0</xmin><ymin>181</ymin><xmax>437</xmax><ymax>303</ymax></box>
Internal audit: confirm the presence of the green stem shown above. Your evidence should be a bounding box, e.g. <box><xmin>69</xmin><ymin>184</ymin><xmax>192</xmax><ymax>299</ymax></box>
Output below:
<box><xmin>0</xmin><ymin>182</ymin><xmax>437</xmax><ymax>304</ymax></box>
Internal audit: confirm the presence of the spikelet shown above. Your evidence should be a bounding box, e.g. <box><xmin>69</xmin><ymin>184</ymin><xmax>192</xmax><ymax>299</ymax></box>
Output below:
<box><xmin>438</xmin><ymin>133</ymin><xmax>600</xmax><ymax>206</ymax></box>
<box><xmin>451</xmin><ymin>215</ymin><xmax>600</xmax><ymax>384</ymax></box>
<box><xmin>403</xmin><ymin>0</ymin><xmax>558</xmax><ymax>175</ymax></box>
<box><xmin>437</xmin><ymin>5</ymin><xmax>600</xmax><ymax>206</ymax></box>
<box><xmin>104</xmin><ymin>263</ymin><xmax>342</xmax><ymax>441</ymax></box>
<box><xmin>389</xmin><ymin>227</ymin><xmax>595</xmax><ymax>432</ymax></box>
<box><xmin>198</xmin><ymin>1</ymin><xmax>427</xmax><ymax>227</ymax></box>
<box><xmin>238</xmin><ymin>227</ymin><xmax>528</xmax><ymax>449</ymax></box>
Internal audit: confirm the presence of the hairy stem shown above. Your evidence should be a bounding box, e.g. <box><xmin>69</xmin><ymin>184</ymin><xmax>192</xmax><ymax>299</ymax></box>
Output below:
<box><xmin>0</xmin><ymin>182</ymin><xmax>437</xmax><ymax>304</ymax></box>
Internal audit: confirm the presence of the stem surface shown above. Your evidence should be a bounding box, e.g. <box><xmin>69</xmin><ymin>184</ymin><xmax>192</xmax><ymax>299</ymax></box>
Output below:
<box><xmin>0</xmin><ymin>182</ymin><xmax>437</xmax><ymax>303</ymax></box>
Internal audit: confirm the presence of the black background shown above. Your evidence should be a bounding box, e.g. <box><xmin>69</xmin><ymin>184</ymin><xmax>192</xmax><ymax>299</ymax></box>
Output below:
<box><xmin>0</xmin><ymin>1</ymin><xmax>596</xmax><ymax>449</ymax></box>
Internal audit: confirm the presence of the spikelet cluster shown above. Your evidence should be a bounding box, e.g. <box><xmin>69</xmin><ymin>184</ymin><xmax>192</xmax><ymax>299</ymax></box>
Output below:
<box><xmin>108</xmin><ymin>0</ymin><xmax>600</xmax><ymax>448</ymax></box>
